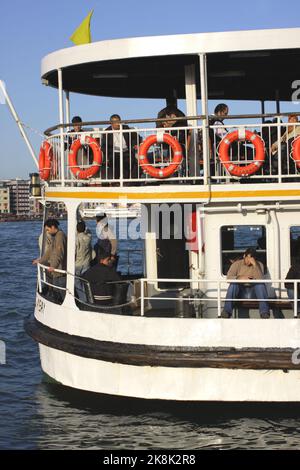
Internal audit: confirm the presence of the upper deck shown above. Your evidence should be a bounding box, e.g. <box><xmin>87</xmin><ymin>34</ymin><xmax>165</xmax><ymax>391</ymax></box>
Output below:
<box><xmin>40</xmin><ymin>28</ymin><xmax>300</xmax><ymax>204</ymax></box>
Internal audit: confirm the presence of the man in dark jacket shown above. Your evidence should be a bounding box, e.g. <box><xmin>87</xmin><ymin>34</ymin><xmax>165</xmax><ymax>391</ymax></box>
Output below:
<box><xmin>101</xmin><ymin>114</ymin><xmax>141</xmax><ymax>180</ymax></box>
<box><xmin>82</xmin><ymin>247</ymin><xmax>121</xmax><ymax>304</ymax></box>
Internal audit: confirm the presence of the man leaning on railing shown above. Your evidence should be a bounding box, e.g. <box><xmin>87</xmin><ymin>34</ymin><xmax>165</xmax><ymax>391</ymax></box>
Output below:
<box><xmin>221</xmin><ymin>247</ymin><xmax>270</xmax><ymax>319</ymax></box>
<box><xmin>32</xmin><ymin>218</ymin><xmax>67</xmax><ymax>301</ymax></box>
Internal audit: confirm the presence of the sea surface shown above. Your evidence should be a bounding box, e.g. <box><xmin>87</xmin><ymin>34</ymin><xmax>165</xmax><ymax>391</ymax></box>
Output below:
<box><xmin>1</xmin><ymin>221</ymin><xmax>300</xmax><ymax>450</ymax></box>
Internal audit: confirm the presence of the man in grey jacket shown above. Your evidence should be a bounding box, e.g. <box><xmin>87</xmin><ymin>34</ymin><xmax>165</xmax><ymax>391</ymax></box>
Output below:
<box><xmin>75</xmin><ymin>221</ymin><xmax>92</xmax><ymax>275</ymax></box>
<box><xmin>33</xmin><ymin>219</ymin><xmax>67</xmax><ymax>299</ymax></box>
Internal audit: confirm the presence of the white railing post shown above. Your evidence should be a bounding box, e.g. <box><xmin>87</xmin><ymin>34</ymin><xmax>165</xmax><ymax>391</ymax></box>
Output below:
<box><xmin>140</xmin><ymin>279</ymin><xmax>144</xmax><ymax>316</ymax></box>
<box><xmin>217</xmin><ymin>281</ymin><xmax>221</xmax><ymax>318</ymax></box>
<box><xmin>119</xmin><ymin>123</ymin><xmax>124</xmax><ymax>187</ymax></box>
<box><xmin>37</xmin><ymin>264</ymin><xmax>42</xmax><ymax>293</ymax></box>
<box><xmin>294</xmin><ymin>280</ymin><xmax>298</xmax><ymax>318</ymax></box>
<box><xmin>58</xmin><ymin>69</ymin><xmax>65</xmax><ymax>186</ymax></box>
<box><xmin>277</xmin><ymin>116</ymin><xmax>282</xmax><ymax>183</ymax></box>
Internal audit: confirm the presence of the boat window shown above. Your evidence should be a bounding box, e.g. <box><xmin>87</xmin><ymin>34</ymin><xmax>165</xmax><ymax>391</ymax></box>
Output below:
<box><xmin>290</xmin><ymin>226</ymin><xmax>300</xmax><ymax>265</ymax></box>
<box><xmin>221</xmin><ymin>225</ymin><xmax>267</xmax><ymax>276</ymax></box>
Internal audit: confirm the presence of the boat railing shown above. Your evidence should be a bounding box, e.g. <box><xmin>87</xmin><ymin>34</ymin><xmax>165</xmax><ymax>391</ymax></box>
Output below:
<box><xmin>37</xmin><ymin>263</ymin><xmax>67</xmax><ymax>291</ymax></box>
<box><xmin>139</xmin><ymin>278</ymin><xmax>300</xmax><ymax>318</ymax></box>
<box><xmin>46</xmin><ymin>120</ymin><xmax>204</xmax><ymax>186</ymax></box>
<box><xmin>210</xmin><ymin>119</ymin><xmax>300</xmax><ymax>183</ymax></box>
<box><xmin>36</xmin><ymin>265</ymin><xmax>300</xmax><ymax>318</ymax></box>
<box><xmin>42</xmin><ymin>112</ymin><xmax>300</xmax><ymax>187</ymax></box>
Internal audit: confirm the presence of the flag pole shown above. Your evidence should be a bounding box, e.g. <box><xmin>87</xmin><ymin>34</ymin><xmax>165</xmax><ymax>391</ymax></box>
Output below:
<box><xmin>0</xmin><ymin>80</ymin><xmax>39</xmax><ymax>168</ymax></box>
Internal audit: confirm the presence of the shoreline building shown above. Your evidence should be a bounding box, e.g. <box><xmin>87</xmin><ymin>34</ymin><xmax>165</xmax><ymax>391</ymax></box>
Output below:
<box><xmin>0</xmin><ymin>183</ymin><xmax>10</xmax><ymax>214</ymax></box>
<box><xmin>0</xmin><ymin>178</ymin><xmax>42</xmax><ymax>216</ymax></box>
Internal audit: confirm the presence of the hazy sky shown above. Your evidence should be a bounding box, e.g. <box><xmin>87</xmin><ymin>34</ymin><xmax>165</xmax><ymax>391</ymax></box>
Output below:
<box><xmin>1</xmin><ymin>0</ymin><xmax>300</xmax><ymax>178</ymax></box>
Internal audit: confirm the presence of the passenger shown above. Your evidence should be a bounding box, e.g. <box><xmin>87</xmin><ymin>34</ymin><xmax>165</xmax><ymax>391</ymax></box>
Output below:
<box><xmin>75</xmin><ymin>221</ymin><xmax>92</xmax><ymax>276</ymax></box>
<box><xmin>156</xmin><ymin>105</ymin><xmax>190</xmax><ymax>177</ymax></box>
<box><xmin>208</xmin><ymin>104</ymin><xmax>229</xmax><ymax>176</ymax></box>
<box><xmin>38</xmin><ymin>222</ymin><xmax>52</xmax><ymax>255</ymax></box>
<box><xmin>285</xmin><ymin>258</ymin><xmax>300</xmax><ymax>316</ymax></box>
<box><xmin>94</xmin><ymin>213</ymin><xmax>118</xmax><ymax>265</ymax></box>
<box><xmin>221</xmin><ymin>247</ymin><xmax>270</xmax><ymax>319</ymax></box>
<box><xmin>101</xmin><ymin>114</ymin><xmax>140</xmax><ymax>181</ymax></box>
<box><xmin>271</xmin><ymin>114</ymin><xmax>300</xmax><ymax>174</ymax></box>
<box><xmin>209</xmin><ymin>103</ymin><xmax>229</xmax><ymax>144</ymax></box>
<box><xmin>82</xmin><ymin>247</ymin><xmax>121</xmax><ymax>305</ymax></box>
<box><xmin>209</xmin><ymin>103</ymin><xmax>249</xmax><ymax>170</ymax></box>
<box><xmin>32</xmin><ymin>218</ymin><xmax>67</xmax><ymax>297</ymax></box>
<box><xmin>66</xmin><ymin>116</ymin><xmax>94</xmax><ymax>174</ymax></box>
<box><xmin>157</xmin><ymin>102</ymin><xmax>186</xmax><ymax>128</ymax></box>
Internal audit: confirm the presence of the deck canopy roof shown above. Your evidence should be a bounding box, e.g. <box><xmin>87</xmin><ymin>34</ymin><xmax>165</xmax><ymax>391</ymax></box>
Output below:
<box><xmin>41</xmin><ymin>28</ymin><xmax>300</xmax><ymax>101</ymax></box>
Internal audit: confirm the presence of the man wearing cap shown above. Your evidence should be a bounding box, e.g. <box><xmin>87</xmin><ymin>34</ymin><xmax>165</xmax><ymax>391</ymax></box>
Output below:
<box><xmin>82</xmin><ymin>246</ymin><xmax>121</xmax><ymax>304</ymax></box>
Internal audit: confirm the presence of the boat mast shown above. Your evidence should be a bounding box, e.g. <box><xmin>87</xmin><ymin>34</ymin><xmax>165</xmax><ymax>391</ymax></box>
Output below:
<box><xmin>0</xmin><ymin>80</ymin><xmax>38</xmax><ymax>168</ymax></box>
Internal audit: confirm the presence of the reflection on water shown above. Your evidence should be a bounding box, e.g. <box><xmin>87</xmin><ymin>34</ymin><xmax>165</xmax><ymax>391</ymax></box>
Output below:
<box><xmin>1</xmin><ymin>222</ymin><xmax>300</xmax><ymax>450</ymax></box>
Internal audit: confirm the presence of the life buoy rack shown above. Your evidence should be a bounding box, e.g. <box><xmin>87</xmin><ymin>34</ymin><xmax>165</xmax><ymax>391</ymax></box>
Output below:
<box><xmin>138</xmin><ymin>133</ymin><xmax>183</xmax><ymax>179</ymax></box>
<box><xmin>39</xmin><ymin>141</ymin><xmax>53</xmax><ymax>181</ymax></box>
<box><xmin>218</xmin><ymin>130</ymin><xmax>265</xmax><ymax>177</ymax></box>
<box><xmin>69</xmin><ymin>136</ymin><xmax>102</xmax><ymax>179</ymax></box>
<box><xmin>292</xmin><ymin>136</ymin><xmax>300</xmax><ymax>169</ymax></box>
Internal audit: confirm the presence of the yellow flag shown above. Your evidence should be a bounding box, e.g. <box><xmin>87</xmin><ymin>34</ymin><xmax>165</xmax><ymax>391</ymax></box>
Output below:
<box><xmin>70</xmin><ymin>10</ymin><xmax>94</xmax><ymax>45</ymax></box>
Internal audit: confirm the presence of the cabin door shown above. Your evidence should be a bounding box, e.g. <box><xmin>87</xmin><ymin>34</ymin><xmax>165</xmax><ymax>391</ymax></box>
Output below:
<box><xmin>156</xmin><ymin>209</ymin><xmax>190</xmax><ymax>288</ymax></box>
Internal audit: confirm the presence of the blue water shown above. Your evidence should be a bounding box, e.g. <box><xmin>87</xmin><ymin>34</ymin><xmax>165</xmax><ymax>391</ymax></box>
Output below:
<box><xmin>1</xmin><ymin>221</ymin><xmax>300</xmax><ymax>450</ymax></box>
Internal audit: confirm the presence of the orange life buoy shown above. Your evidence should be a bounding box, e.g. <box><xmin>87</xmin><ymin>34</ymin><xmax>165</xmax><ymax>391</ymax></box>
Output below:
<box><xmin>138</xmin><ymin>133</ymin><xmax>183</xmax><ymax>179</ymax></box>
<box><xmin>39</xmin><ymin>141</ymin><xmax>53</xmax><ymax>181</ymax></box>
<box><xmin>69</xmin><ymin>136</ymin><xmax>102</xmax><ymax>179</ymax></box>
<box><xmin>218</xmin><ymin>130</ymin><xmax>265</xmax><ymax>177</ymax></box>
<box><xmin>292</xmin><ymin>136</ymin><xmax>300</xmax><ymax>169</ymax></box>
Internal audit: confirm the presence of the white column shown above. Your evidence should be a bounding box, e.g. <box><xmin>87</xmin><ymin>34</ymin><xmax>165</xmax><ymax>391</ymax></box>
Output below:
<box><xmin>63</xmin><ymin>200</ymin><xmax>77</xmax><ymax>308</ymax></box>
<box><xmin>65</xmin><ymin>91</ymin><xmax>70</xmax><ymax>130</ymax></box>
<box><xmin>58</xmin><ymin>69</ymin><xmax>65</xmax><ymax>186</ymax></box>
<box><xmin>184</xmin><ymin>64</ymin><xmax>198</xmax><ymax>123</ymax></box>
<box><xmin>199</xmin><ymin>54</ymin><xmax>210</xmax><ymax>186</ymax></box>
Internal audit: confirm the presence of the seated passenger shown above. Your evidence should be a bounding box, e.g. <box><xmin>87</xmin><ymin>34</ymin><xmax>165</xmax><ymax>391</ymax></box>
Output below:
<box><xmin>271</xmin><ymin>114</ymin><xmax>300</xmax><ymax>174</ymax></box>
<box><xmin>82</xmin><ymin>247</ymin><xmax>121</xmax><ymax>305</ymax></box>
<box><xmin>221</xmin><ymin>247</ymin><xmax>270</xmax><ymax>319</ymax></box>
<box><xmin>285</xmin><ymin>258</ymin><xmax>300</xmax><ymax>316</ymax></box>
<box><xmin>101</xmin><ymin>114</ymin><xmax>141</xmax><ymax>181</ymax></box>
<box><xmin>155</xmin><ymin>105</ymin><xmax>190</xmax><ymax>177</ymax></box>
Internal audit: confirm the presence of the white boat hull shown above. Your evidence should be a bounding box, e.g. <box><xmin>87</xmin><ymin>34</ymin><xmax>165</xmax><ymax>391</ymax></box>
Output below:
<box><xmin>39</xmin><ymin>344</ymin><xmax>300</xmax><ymax>402</ymax></box>
<box><xmin>27</xmin><ymin>295</ymin><xmax>300</xmax><ymax>402</ymax></box>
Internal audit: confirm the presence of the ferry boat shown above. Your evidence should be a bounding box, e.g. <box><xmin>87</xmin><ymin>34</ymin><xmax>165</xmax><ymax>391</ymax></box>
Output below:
<box><xmin>25</xmin><ymin>28</ymin><xmax>300</xmax><ymax>402</ymax></box>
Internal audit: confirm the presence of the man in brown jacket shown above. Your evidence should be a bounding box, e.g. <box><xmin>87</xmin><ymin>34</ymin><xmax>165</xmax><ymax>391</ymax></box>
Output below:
<box><xmin>221</xmin><ymin>247</ymin><xmax>270</xmax><ymax>319</ymax></box>
<box><xmin>33</xmin><ymin>219</ymin><xmax>67</xmax><ymax>294</ymax></box>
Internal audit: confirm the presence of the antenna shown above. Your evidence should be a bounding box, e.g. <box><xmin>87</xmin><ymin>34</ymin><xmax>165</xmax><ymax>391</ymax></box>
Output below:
<box><xmin>0</xmin><ymin>80</ymin><xmax>39</xmax><ymax>168</ymax></box>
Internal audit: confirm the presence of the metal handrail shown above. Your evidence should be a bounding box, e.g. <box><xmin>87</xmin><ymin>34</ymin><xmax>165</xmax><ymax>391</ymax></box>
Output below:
<box><xmin>44</xmin><ymin>112</ymin><xmax>300</xmax><ymax>136</ymax></box>
<box><xmin>139</xmin><ymin>277</ymin><xmax>300</xmax><ymax>318</ymax></box>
